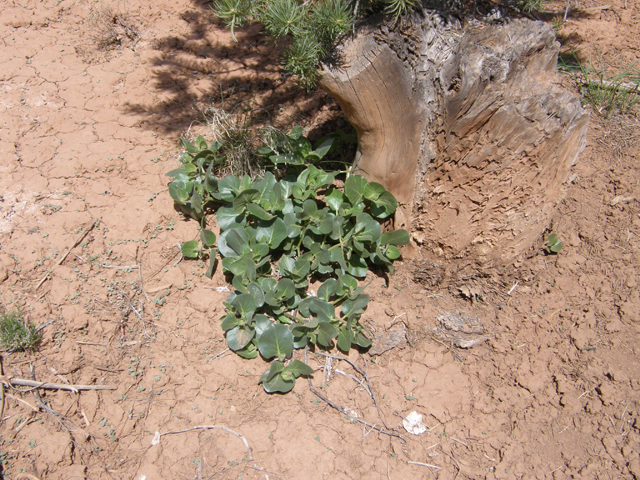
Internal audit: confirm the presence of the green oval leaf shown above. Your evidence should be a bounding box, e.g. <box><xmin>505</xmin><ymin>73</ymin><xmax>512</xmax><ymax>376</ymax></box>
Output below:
<box><xmin>180</xmin><ymin>137</ymin><xmax>198</xmax><ymax>153</ymax></box>
<box><xmin>370</xmin><ymin>191</ymin><xmax>398</xmax><ymax>219</ymax></box>
<box><xmin>337</xmin><ymin>329</ymin><xmax>352</xmax><ymax>352</ymax></box>
<box><xmin>344</xmin><ymin>175</ymin><xmax>368</xmax><ymax>204</ymax></box>
<box><xmin>256</xmin><ymin>218</ymin><xmax>287</xmax><ymax>249</ymax></box>
<box><xmin>181</xmin><ymin>240</ymin><xmax>200</xmax><ymax>258</ymax></box>
<box><xmin>231</xmin><ymin>293</ymin><xmax>257</xmax><ymax>319</ymax></box>
<box><xmin>380</xmin><ymin>229</ymin><xmax>410</xmax><ymax>246</ymax></box>
<box><xmin>226</xmin><ymin>325</ymin><xmax>255</xmax><ymax>351</ymax></box>
<box><xmin>236</xmin><ymin>342</ymin><xmax>258</xmax><ymax>359</ymax></box>
<box><xmin>217</xmin><ymin>206</ymin><xmax>246</xmax><ymax>231</ymax></box>
<box><xmin>317</xmin><ymin>278</ymin><xmax>337</xmax><ymax>301</ymax></box>
<box><xmin>261</xmin><ymin>362</ymin><xmax>295</xmax><ymax>393</ymax></box>
<box><xmin>341</xmin><ymin>294</ymin><xmax>370</xmax><ymax>320</ymax></box>
<box><xmin>287</xmin><ymin>359</ymin><xmax>314</xmax><ymax>377</ymax></box>
<box><xmin>258</xmin><ymin>324</ymin><xmax>294</xmax><ymax>361</ymax></box>
<box><xmin>315</xmin><ymin>321</ymin><xmax>338</xmax><ymax>348</ymax></box>
<box><xmin>168</xmin><ymin>180</ymin><xmax>191</xmax><ymax>204</ymax></box>
<box><xmin>363</xmin><ymin>181</ymin><xmax>387</xmax><ymax>201</ymax></box>
<box><xmin>200</xmin><ymin>229</ymin><xmax>217</xmax><ymax>248</ymax></box>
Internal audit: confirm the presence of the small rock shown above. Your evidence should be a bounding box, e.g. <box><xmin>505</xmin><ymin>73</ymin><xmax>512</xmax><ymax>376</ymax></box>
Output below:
<box><xmin>369</xmin><ymin>329</ymin><xmax>406</xmax><ymax>356</ymax></box>
<box><xmin>432</xmin><ymin>311</ymin><xmax>490</xmax><ymax>348</ymax></box>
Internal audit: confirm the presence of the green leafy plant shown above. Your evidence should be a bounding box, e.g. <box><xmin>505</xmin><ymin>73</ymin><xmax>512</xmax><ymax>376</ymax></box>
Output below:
<box><xmin>0</xmin><ymin>309</ymin><xmax>42</xmax><ymax>353</ymax></box>
<box><xmin>545</xmin><ymin>233</ymin><xmax>562</xmax><ymax>254</ymax></box>
<box><xmin>181</xmin><ymin>227</ymin><xmax>218</xmax><ymax>278</ymax></box>
<box><xmin>168</xmin><ymin>126</ymin><xmax>409</xmax><ymax>393</ymax></box>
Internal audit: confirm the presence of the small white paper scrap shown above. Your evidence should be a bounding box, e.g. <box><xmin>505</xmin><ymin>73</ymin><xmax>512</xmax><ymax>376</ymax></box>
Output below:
<box><xmin>402</xmin><ymin>411</ymin><xmax>427</xmax><ymax>435</ymax></box>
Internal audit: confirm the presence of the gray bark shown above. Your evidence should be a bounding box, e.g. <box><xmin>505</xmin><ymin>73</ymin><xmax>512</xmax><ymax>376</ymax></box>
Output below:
<box><xmin>319</xmin><ymin>12</ymin><xmax>589</xmax><ymax>266</ymax></box>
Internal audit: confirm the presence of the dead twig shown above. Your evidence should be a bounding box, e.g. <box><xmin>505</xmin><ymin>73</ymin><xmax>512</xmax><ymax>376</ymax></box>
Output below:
<box><xmin>315</xmin><ymin>351</ymin><xmax>389</xmax><ymax>429</ymax></box>
<box><xmin>136</xmin><ymin>257</ymin><xmax>151</xmax><ymax>303</ymax></box>
<box><xmin>208</xmin><ymin>348</ymin><xmax>230</xmax><ymax>363</ymax></box>
<box><xmin>0</xmin><ymin>376</ymin><xmax>116</xmax><ymax>393</ymax></box>
<box><xmin>152</xmin><ymin>425</ymin><xmax>253</xmax><ymax>460</ymax></box>
<box><xmin>407</xmin><ymin>461</ymin><xmax>442</xmax><ymax>470</ymax></box>
<box><xmin>249</xmin><ymin>465</ymin><xmax>294</xmax><ymax>477</ymax></box>
<box><xmin>306</xmin><ymin>349</ymin><xmax>402</xmax><ymax>441</ymax></box>
<box><xmin>539</xmin><ymin>4</ymin><xmax>612</xmax><ymax>14</ymax></box>
<box><xmin>29</xmin><ymin>365</ymin><xmax>83</xmax><ymax>445</ymax></box>
<box><xmin>5</xmin><ymin>393</ymin><xmax>39</xmax><ymax>412</ymax></box>
<box><xmin>173</xmin><ymin>243</ymin><xmax>183</xmax><ymax>267</ymax></box>
<box><xmin>0</xmin><ymin>358</ymin><xmax>5</xmax><ymax>425</ymax></box>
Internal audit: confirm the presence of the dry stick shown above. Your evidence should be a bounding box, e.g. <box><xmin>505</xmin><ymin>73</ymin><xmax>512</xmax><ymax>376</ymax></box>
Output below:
<box><xmin>407</xmin><ymin>461</ymin><xmax>442</xmax><ymax>470</ymax></box>
<box><xmin>0</xmin><ymin>376</ymin><xmax>116</xmax><ymax>393</ymax></box>
<box><xmin>582</xmin><ymin>78</ymin><xmax>639</xmax><ymax>93</ymax></box>
<box><xmin>315</xmin><ymin>351</ymin><xmax>389</xmax><ymax>430</ymax></box>
<box><xmin>315</xmin><ymin>352</ymin><xmax>370</xmax><ymax>394</ymax></box>
<box><xmin>99</xmin><ymin>264</ymin><xmax>138</xmax><ymax>270</ymax></box>
<box><xmin>29</xmin><ymin>365</ymin><xmax>82</xmax><ymax>444</ymax></box>
<box><xmin>334</xmin><ymin>369</ymin><xmax>370</xmax><ymax>394</ymax></box>
<box><xmin>173</xmin><ymin>243</ymin><xmax>183</xmax><ymax>267</ymax></box>
<box><xmin>36</xmin><ymin>218</ymin><xmax>98</xmax><ymax>290</ymax></box>
<box><xmin>6</xmin><ymin>393</ymin><xmax>39</xmax><ymax>412</ymax></box>
<box><xmin>539</xmin><ymin>4</ymin><xmax>612</xmax><ymax>14</ymax></box>
<box><xmin>208</xmin><ymin>348</ymin><xmax>230</xmax><ymax>363</ymax></box>
<box><xmin>0</xmin><ymin>358</ymin><xmax>5</xmax><ymax>425</ymax></box>
<box><xmin>249</xmin><ymin>465</ymin><xmax>293</xmax><ymax>477</ymax></box>
<box><xmin>136</xmin><ymin>257</ymin><xmax>151</xmax><ymax>303</ymax></box>
<box><xmin>117</xmin><ymin>289</ymin><xmax>157</xmax><ymax>338</ymax></box>
<box><xmin>306</xmin><ymin>349</ymin><xmax>403</xmax><ymax>441</ymax></box>
<box><xmin>152</xmin><ymin>426</ymin><xmax>253</xmax><ymax>460</ymax></box>
<box><xmin>362</xmin><ymin>355</ymin><xmax>389</xmax><ymax>430</ymax></box>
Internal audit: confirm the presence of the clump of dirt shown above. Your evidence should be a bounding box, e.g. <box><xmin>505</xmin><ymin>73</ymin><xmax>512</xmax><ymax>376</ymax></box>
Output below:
<box><xmin>1</xmin><ymin>0</ymin><xmax>639</xmax><ymax>479</ymax></box>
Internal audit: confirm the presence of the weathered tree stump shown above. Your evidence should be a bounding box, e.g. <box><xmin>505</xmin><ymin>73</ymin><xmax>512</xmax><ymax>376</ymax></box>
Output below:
<box><xmin>319</xmin><ymin>11</ymin><xmax>589</xmax><ymax>266</ymax></box>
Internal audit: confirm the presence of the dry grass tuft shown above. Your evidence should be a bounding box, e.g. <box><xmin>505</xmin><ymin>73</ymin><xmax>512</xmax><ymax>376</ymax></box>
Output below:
<box><xmin>87</xmin><ymin>1</ymin><xmax>140</xmax><ymax>50</ymax></box>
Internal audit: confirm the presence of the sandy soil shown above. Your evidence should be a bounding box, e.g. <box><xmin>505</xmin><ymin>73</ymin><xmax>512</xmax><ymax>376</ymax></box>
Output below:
<box><xmin>0</xmin><ymin>0</ymin><xmax>639</xmax><ymax>479</ymax></box>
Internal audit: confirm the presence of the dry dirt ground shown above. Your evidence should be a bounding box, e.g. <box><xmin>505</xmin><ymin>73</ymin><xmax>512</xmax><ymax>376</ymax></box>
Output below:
<box><xmin>1</xmin><ymin>0</ymin><xmax>640</xmax><ymax>479</ymax></box>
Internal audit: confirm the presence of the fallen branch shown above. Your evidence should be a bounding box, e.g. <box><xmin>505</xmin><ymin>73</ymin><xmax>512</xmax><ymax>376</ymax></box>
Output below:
<box><xmin>152</xmin><ymin>425</ymin><xmax>253</xmax><ymax>460</ymax></box>
<box><xmin>0</xmin><ymin>376</ymin><xmax>116</xmax><ymax>393</ymax></box>
<box><xmin>36</xmin><ymin>218</ymin><xmax>98</xmax><ymax>290</ymax></box>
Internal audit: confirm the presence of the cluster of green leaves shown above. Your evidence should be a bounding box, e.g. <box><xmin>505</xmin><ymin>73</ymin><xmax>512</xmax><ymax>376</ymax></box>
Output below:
<box><xmin>545</xmin><ymin>233</ymin><xmax>562</xmax><ymax>254</ymax></box>
<box><xmin>167</xmin><ymin>126</ymin><xmax>409</xmax><ymax>393</ymax></box>
<box><xmin>212</xmin><ymin>0</ymin><xmax>418</xmax><ymax>88</ymax></box>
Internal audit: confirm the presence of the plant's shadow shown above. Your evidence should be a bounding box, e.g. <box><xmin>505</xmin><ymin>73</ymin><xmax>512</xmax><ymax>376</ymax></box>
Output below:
<box><xmin>124</xmin><ymin>0</ymin><xmax>338</xmax><ymax>135</ymax></box>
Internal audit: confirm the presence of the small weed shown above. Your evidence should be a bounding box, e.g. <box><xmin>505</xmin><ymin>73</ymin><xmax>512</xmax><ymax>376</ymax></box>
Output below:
<box><xmin>560</xmin><ymin>53</ymin><xmax>640</xmax><ymax>116</ymax></box>
<box><xmin>545</xmin><ymin>233</ymin><xmax>562</xmax><ymax>254</ymax></box>
<box><xmin>0</xmin><ymin>309</ymin><xmax>42</xmax><ymax>352</ymax></box>
<box><xmin>87</xmin><ymin>1</ymin><xmax>140</xmax><ymax>50</ymax></box>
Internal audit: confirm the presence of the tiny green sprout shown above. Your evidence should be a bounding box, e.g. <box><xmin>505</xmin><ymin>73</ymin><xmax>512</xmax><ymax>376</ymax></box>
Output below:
<box><xmin>545</xmin><ymin>233</ymin><xmax>562</xmax><ymax>254</ymax></box>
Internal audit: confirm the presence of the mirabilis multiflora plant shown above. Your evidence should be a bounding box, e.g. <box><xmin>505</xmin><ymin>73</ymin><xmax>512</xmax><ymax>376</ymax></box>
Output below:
<box><xmin>168</xmin><ymin>127</ymin><xmax>409</xmax><ymax>393</ymax></box>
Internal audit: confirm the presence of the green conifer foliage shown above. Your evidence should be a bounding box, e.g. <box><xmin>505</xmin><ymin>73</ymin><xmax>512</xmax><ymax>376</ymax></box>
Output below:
<box><xmin>212</xmin><ymin>0</ymin><xmax>548</xmax><ymax>88</ymax></box>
